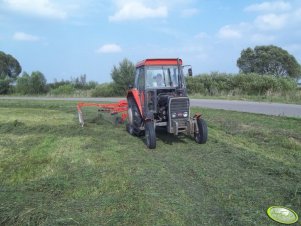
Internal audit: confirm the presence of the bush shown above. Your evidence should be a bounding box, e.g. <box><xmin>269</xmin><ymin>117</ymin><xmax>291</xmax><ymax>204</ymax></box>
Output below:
<box><xmin>186</xmin><ymin>72</ymin><xmax>236</xmax><ymax>96</ymax></box>
<box><xmin>186</xmin><ymin>72</ymin><xmax>297</xmax><ymax>96</ymax></box>
<box><xmin>186</xmin><ymin>76</ymin><xmax>205</xmax><ymax>94</ymax></box>
<box><xmin>49</xmin><ymin>84</ymin><xmax>75</xmax><ymax>96</ymax></box>
<box><xmin>277</xmin><ymin>77</ymin><xmax>297</xmax><ymax>94</ymax></box>
<box><xmin>48</xmin><ymin>80</ymin><xmax>72</xmax><ymax>90</ymax></box>
<box><xmin>233</xmin><ymin>74</ymin><xmax>297</xmax><ymax>95</ymax></box>
<box><xmin>91</xmin><ymin>83</ymin><xmax>117</xmax><ymax>97</ymax></box>
<box><xmin>86</xmin><ymin>81</ymin><xmax>98</xmax><ymax>90</ymax></box>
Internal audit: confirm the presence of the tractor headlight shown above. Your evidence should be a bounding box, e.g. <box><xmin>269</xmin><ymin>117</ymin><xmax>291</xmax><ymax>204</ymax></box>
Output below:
<box><xmin>183</xmin><ymin>112</ymin><xmax>188</xmax><ymax>117</ymax></box>
<box><xmin>172</xmin><ymin>112</ymin><xmax>177</xmax><ymax>118</ymax></box>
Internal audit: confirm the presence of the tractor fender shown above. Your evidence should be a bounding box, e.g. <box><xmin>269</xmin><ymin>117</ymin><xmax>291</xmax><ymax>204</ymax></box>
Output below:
<box><xmin>127</xmin><ymin>88</ymin><xmax>143</xmax><ymax>116</ymax></box>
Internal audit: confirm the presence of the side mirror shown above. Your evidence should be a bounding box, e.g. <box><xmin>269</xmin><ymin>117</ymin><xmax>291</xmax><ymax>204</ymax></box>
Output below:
<box><xmin>188</xmin><ymin>68</ymin><xmax>193</xmax><ymax>76</ymax></box>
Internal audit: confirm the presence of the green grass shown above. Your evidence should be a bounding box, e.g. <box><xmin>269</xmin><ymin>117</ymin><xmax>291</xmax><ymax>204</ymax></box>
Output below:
<box><xmin>0</xmin><ymin>99</ymin><xmax>300</xmax><ymax>225</ymax></box>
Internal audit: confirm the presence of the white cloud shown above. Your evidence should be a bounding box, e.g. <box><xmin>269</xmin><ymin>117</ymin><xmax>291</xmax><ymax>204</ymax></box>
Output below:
<box><xmin>3</xmin><ymin>0</ymin><xmax>67</xmax><ymax>19</ymax></box>
<box><xmin>13</xmin><ymin>32</ymin><xmax>40</xmax><ymax>41</ymax></box>
<box><xmin>218</xmin><ymin>25</ymin><xmax>242</xmax><ymax>39</ymax></box>
<box><xmin>109</xmin><ymin>1</ymin><xmax>168</xmax><ymax>22</ymax></box>
<box><xmin>255</xmin><ymin>13</ymin><xmax>288</xmax><ymax>30</ymax></box>
<box><xmin>215</xmin><ymin>3</ymin><xmax>300</xmax><ymax>45</ymax></box>
<box><xmin>96</xmin><ymin>44</ymin><xmax>122</xmax><ymax>53</ymax></box>
<box><xmin>245</xmin><ymin>1</ymin><xmax>291</xmax><ymax>12</ymax></box>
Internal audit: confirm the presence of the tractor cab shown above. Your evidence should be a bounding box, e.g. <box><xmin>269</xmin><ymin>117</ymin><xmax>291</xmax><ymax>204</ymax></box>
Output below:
<box><xmin>132</xmin><ymin>59</ymin><xmax>188</xmax><ymax>117</ymax></box>
<box><xmin>134</xmin><ymin>58</ymin><xmax>186</xmax><ymax>92</ymax></box>
<box><xmin>127</xmin><ymin>58</ymin><xmax>207</xmax><ymax>149</ymax></box>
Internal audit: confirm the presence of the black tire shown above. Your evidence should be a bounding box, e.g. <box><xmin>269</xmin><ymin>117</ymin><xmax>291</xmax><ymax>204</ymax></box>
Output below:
<box><xmin>145</xmin><ymin>121</ymin><xmax>156</xmax><ymax>149</ymax></box>
<box><xmin>195</xmin><ymin>118</ymin><xmax>208</xmax><ymax>144</ymax></box>
<box><xmin>127</xmin><ymin>97</ymin><xmax>143</xmax><ymax>136</ymax></box>
<box><xmin>126</xmin><ymin>123</ymin><xmax>135</xmax><ymax>135</ymax></box>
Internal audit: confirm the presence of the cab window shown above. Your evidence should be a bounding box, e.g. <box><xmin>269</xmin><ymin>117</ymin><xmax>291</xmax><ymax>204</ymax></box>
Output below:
<box><xmin>137</xmin><ymin>68</ymin><xmax>145</xmax><ymax>90</ymax></box>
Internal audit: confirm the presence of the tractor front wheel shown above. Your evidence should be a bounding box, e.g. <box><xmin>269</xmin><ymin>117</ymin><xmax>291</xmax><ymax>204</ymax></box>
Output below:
<box><xmin>145</xmin><ymin>121</ymin><xmax>156</xmax><ymax>149</ymax></box>
<box><xmin>194</xmin><ymin>118</ymin><xmax>208</xmax><ymax>144</ymax></box>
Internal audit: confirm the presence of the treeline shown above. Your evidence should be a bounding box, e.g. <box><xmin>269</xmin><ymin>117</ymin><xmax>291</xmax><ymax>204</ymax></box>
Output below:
<box><xmin>7</xmin><ymin>72</ymin><xmax>97</xmax><ymax>96</ymax></box>
<box><xmin>3</xmin><ymin>71</ymin><xmax>300</xmax><ymax>98</ymax></box>
<box><xmin>47</xmin><ymin>74</ymin><xmax>97</xmax><ymax>96</ymax></box>
<box><xmin>90</xmin><ymin>72</ymin><xmax>298</xmax><ymax>97</ymax></box>
<box><xmin>1</xmin><ymin>49</ymin><xmax>300</xmax><ymax>98</ymax></box>
<box><xmin>186</xmin><ymin>72</ymin><xmax>297</xmax><ymax>96</ymax></box>
<box><xmin>1</xmin><ymin>57</ymin><xmax>134</xmax><ymax>97</ymax></box>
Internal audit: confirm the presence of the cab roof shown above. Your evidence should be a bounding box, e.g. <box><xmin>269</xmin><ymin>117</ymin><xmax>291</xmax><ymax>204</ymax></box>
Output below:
<box><xmin>136</xmin><ymin>58</ymin><xmax>182</xmax><ymax>68</ymax></box>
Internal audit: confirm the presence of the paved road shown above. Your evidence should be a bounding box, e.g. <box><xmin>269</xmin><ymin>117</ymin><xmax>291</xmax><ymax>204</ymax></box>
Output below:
<box><xmin>1</xmin><ymin>96</ymin><xmax>300</xmax><ymax>118</ymax></box>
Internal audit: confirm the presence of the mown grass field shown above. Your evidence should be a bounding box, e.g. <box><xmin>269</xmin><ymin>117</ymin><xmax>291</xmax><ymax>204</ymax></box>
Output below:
<box><xmin>0</xmin><ymin>99</ymin><xmax>300</xmax><ymax>225</ymax></box>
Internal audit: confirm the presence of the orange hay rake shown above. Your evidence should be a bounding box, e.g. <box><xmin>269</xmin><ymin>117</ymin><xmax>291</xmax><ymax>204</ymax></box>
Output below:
<box><xmin>77</xmin><ymin>100</ymin><xmax>128</xmax><ymax>127</ymax></box>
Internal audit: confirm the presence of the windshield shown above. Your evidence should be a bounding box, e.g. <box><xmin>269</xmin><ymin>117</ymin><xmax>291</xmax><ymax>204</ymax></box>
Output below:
<box><xmin>145</xmin><ymin>66</ymin><xmax>180</xmax><ymax>88</ymax></box>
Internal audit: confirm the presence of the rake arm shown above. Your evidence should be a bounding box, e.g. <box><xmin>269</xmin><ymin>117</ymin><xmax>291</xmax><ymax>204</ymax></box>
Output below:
<box><xmin>77</xmin><ymin>100</ymin><xmax>128</xmax><ymax>127</ymax></box>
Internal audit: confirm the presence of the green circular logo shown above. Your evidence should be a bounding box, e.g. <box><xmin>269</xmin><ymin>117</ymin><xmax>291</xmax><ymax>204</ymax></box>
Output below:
<box><xmin>267</xmin><ymin>206</ymin><xmax>298</xmax><ymax>224</ymax></box>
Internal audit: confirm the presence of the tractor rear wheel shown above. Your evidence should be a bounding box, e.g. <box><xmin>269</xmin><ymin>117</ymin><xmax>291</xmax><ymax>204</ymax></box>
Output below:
<box><xmin>195</xmin><ymin>118</ymin><xmax>208</xmax><ymax>144</ymax></box>
<box><xmin>127</xmin><ymin>97</ymin><xmax>143</xmax><ymax>136</ymax></box>
<box><xmin>145</xmin><ymin>121</ymin><xmax>156</xmax><ymax>149</ymax></box>
<box><xmin>126</xmin><ymin>123</ymin><xmax>134</xmax><ymax>135</ymax></box>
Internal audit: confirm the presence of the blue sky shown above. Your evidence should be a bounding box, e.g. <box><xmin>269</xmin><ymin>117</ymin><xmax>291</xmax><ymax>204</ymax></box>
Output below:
<box><xmin>1</xmin><ymin>0</ymin><xmax>301</xmax><ymax>83</ymax></box>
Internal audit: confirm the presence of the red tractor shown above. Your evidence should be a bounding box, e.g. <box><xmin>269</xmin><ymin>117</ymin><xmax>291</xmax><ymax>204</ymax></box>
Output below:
<box><xmin>126</xmin><ymin>58</ymin><xmax>207</xmax><ymax>149</ymax></box>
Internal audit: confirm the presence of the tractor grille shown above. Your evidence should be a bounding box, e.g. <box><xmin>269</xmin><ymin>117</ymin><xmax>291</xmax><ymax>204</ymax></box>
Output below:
<box><xmin>168</xmin><ymin>97</ymin><xmax>190</xmax><ymax>134</ymax></box>
<box><xmin>170</xmin><ymin>100</ymin><xmax>188</xmax><ymax>111</ymax></box>
<box><xmin>177</xmin><ymin>118</ymin><xmax>188</xmax><ymax>127</ymax></box>
<box><xmin>169</xmin><ymin>97</ymin><xmax>189</xmax><ymax>117</ymax></box>
<box><xmin>169</xmin><ymin>97</ymin><xmax>190</xmax><ymax>125</ymax></box>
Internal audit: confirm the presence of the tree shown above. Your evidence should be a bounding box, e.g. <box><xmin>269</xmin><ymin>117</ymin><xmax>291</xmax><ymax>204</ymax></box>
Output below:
<box><xmin>72</xmin><ymin>74</ymin><xmax>87</xmax><ymax>89</ymax></box>
<box><xmin>16</xmin><ymin>72</ymin><xmax>30</xmax><ymax>94</ymax></box>
<box><xmin>29</xmin><ymin>71</ymin><xmax>47</xmax><ymax>94</ymax></box>
<box><xmin>16</xmin><ymin>71</ymin><xmax>47</xmax><ymax>94</ymax></box>
<box><xmin>111</xmin><ymin>58</ymin><xmax>135</xmax><ymax>95</ymax></box>
<box><xmin>0</xmin><ymin>76</ymin><xmax>12</xmax><ymax>94</ymax></box>
<box><xmin>237</xmin><ymin>45</ymin><xmax>301</xmax><ymax>78</ymax></box>
<box><xmin>0</xmin><ymin>51</ymin><xmax>22</xmax><ymax>94</ymax></box>
<box><xmin>0</xmin><ymin>51</ymin><xmax>22</xmax><ymax>79</ymax></box>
